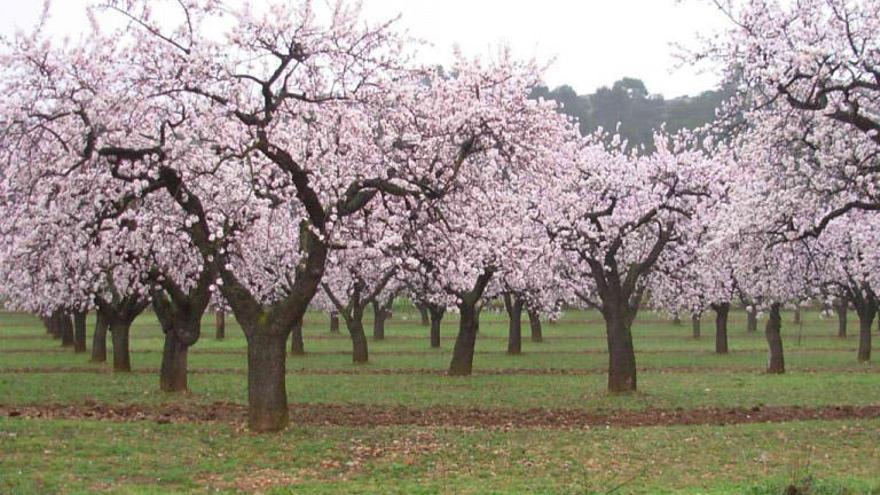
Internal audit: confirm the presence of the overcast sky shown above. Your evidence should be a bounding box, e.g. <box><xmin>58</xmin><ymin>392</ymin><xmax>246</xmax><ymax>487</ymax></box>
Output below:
<box><xmin>0</xmin><ymin>0</ymin><xmax>728</xmax><ymax>98</ymax></box>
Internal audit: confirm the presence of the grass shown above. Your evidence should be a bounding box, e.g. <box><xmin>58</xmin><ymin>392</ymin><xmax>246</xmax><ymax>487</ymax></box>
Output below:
<box><xmin>0</xmin><ymin>307</ymin><xmax>878</xmax><ymax>494</ymax></box>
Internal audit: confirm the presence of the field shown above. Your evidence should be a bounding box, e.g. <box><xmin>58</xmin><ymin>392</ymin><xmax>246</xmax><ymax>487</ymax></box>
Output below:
<box><xmin>1</xmin><ymin>307</ymin><xmax>878</xmax><ymax>494</ymax></box>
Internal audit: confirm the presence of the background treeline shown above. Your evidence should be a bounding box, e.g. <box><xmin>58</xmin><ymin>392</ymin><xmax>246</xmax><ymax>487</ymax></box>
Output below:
<box><xmin>532</xmin><ymin>77</ymin><xmax>732</xmax><ymax>151</ymax></box>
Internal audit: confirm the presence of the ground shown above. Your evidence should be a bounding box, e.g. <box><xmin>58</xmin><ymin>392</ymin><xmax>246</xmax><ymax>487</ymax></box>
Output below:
<box><xmin>0</xmin><ymin>307</ymin><xmax>878</xmax><ymax>494</ymax></box>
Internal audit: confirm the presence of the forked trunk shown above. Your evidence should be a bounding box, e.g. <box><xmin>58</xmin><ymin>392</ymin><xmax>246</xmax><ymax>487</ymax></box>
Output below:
<box><xmin>110</xmin><ymin>321</ymin><xmax>132</xmax><ymax>372</ymax></box>
<box><xmin>73</xmin><ymin>311</ymin><xmax>87</xmax><ymax>353</ymax></box>
<box><xmin>290</xmin><ymin>317</ymin><xmax>305</xmax><ymax>356</ymax></box>
<box><xmin>746</xmin><ymin>307</ymin><xmax>758</xmax><ymax>333</ymax></box>
<box><xmin>528</xmin><ymin>308</ymin><xmax>543</xmax><ymax>343</ymax></box>
<box><xmin>160</xmin><ymin>332</ymin><xmax>189</xmax><ymax>392</ymax></box>
<box><xmin>765</xmin><ymin>303</ymin><xmax>785</xmax><ymax>374</ymax></box>
<box><xmin>215</xmin><ymin>311</ymin><xmax>226</xmax><ymax>340</ymax></box>
<box><xmin>604</xmin><ymin>308</ymin><xmax>637</xmax><ymax>393</ymax></box>
<box><xmin>449</xmin><ymin>302</ymin><xmax>478</xmax><ymax>376</ymax></box>
<box><xmin>503</xmin><ymin>294</ymin><xmax>524</xmax><ymax>355</ymax></box>
<box><xmin>91</xmin><ymin>312</ymin><xmax>108</xmax><ymax>363</ymax></box>
<box><xmin>692</xmin><ymin>313</ymin><xmax>701</xmax><ymax>339</ymax></box>
<box><xmin>713</xmin><ymin>303</ymin><xmax>730</xmax><ymax>354</ymax></box>
<box><xmin>836</xmin><ymin>300</ymin><xmax>847</xmax><ymax>339</ymax></box>
<box><xmin>246</xmin><ymin>332</ymin><xmax>288</xmax><ymax>432</ymax></box>
<box><xmin>329</xmin><ymin>311</ymin><xmax>340</xmax><ymax>333</ymax></box>
<box><xmin>429</xmin><ymin>306</ymin><xmax>444</xmax><ymax>348</ymax></box>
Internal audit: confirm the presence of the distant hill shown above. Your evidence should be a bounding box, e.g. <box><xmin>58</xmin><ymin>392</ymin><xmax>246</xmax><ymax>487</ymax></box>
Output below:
<box><xmin>531</xmin><ymin>77</ymin><xmax>732</xmax><ymax>151</ymax></box>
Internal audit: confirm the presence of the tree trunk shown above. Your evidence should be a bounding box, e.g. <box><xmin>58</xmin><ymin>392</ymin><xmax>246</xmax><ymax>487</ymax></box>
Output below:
<box><xmin>417</xmin><ymin>303</ymin><xmax>430</xmax><ymax>327</ymax></box>
<box><xmin>528</xmin><ymin>308</ymin><xmax>543</xmax><ymax>343</ymax></box>
<box><xmin>503</xmin><ymin>294</ymin><xmax>524</xmax><ymax>355</ymax></box>
<box><xmin>346</xmin><ymin>311</ymin><xmax>369</xmax><ymax>364</ymax></box>
<box><xmin>429</xmin><ymin>306</ymin><xmax>445</xmax><ymax>348</ymax></box>
<box><xmin>246</xmin><ymin>332</ymin><xmax>289</xmax><ymax>432</ymax></box>
<box><xmin>672</xmin><ymin>314</ymin><xmax>682</xmax><ymax>326</ymax></box>
<box><xmin>58</xmin><ymin>312</ymin><xmax>74</xmax><ymax>348</ymax></box>
<box><xmin>215</xmin><ymin>311</ymin><xmax>226</xmax><ymax>340</ymax></box>
<box><xmin>372</xmin><ymin>300</ymin><xmax>387</xmax><ymax>341</ymax></box>
<box><xmin>329</xmin><ymin>311</ymin><xmax>340</xmax><ymax>334</ymax></box>
<box><xmin>692</xmin><ymin>313</ymin><xmax>701</xmax><ymax>339</ymax></box>
<box><xmin>110</xmin><ymin>321</ymin><xmax>132</xmax><ymax>372</ymax></box>
<box><xmin>836</xmin><ymin>300</ymin><xmax>847</xmax><ymax>339</ymax></box>
<box><xmin>793</xmin><ymin>308</ymin><xmax>801</xmax><ymax>324</ymax></box>
<box><xmin>604</xmin><ymin>308</ymin><xmax>637</xmax><ymax>393</ymax></box>
<box><xmin>765</xmin><ymin>303</ymin><xmax>785</xmax><ymax>374</ymax></box>
<box><xmin>91</xmin><ymin>312</ymin><xmax>108</xmax><ymax>363</ymax></box>
<box><xmin>46</xmin><ymin>314</ymin><xmax>61</xmax><ymax>339</ymax></box>
<box><xmin>160</xmin><ymin>332</ymin><xmax>189</xmax><ymax>392</ymax></box>
<box><xmin>449</xmin><ymin>302</ymin><xmax>478</xmax><ymax>376</ymax></box>
<box><xmin>713</xmin><ymin>303</ymin><xmax>730</xmax><ymax>354</ymax></box>
<box><xmin>73</xmin><ymin>311</ymin><xmax>87</xmax><ymax>353</ymax></box>
<box><xmin>290</xmin><ymin>317</ymin><xmax>305</xmax><ymax>356</ymax></box>
<box><xmin>747</xmin><ymin>307</ymin><xmax>758</xmax><ymax>333</ymax></box>
<box><xmin>856</xmin><ymin>303</ymin><xmax>875</xmax><ymax>363</ymax></box>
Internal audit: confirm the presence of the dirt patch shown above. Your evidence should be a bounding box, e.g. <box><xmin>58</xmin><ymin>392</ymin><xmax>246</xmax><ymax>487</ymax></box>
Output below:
<box><xmin>3</xmin><ymin>402</ymin><xmax>879</xmax><ymax>430</ymax></box>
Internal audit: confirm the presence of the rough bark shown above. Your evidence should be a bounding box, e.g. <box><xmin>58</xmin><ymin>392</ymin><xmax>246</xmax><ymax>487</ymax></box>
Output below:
<box><xmin>91</xmin><ymin>311</ymin><xmax>108</xmax><ymax>363</ymax></box>
<box><xmin>712</xmin><ymin>303</ymin><xmax>730</xmax><ymax>354</ymax></box>
<box><xmin>503</xmin><ymin>294</ymin><xmax>524</xmax><ymax>355</ymax></box>
<box><xmin>449</xmin><ymin>301</ymin><xmax>479</xmax><ymax>376</ymax></box>
<box><xmin>527</xmin><ymin>307</ymin><xmax>543</xmax><ymax>343</ymax></box>
<box><xmin>289</xmin><ymin>317</ymin><xmax>305</xmax><ymax>356</ymax></box>
<box><xmin>110</xmin><ymin>320</ymin><xmax>132</xmax><ymax>372</ymax></box>
<box><xmin>604</xmin><ymin>307</ymin><xmax>637</xmax><ymax>393</ymax></box>
<box><xmin>343</xmin><ymin>305</ymin><xmax>369</xmax><ymax>364</ymax></box>
<box><xmin>329</xmin><ymin>311</ymin><xmax>340</xmax><ymax>333</ymax></box>
<box><xmin>765</xmin><ymin>303</ymin><xmax>785</xmax><ymax>374</ymax></box>
<box><xmin>372</xmin><ymin>299</ymin><xmax>390</xmax><ymax>341</ymax></box>
<box><xmin>429</xmin><ymin>305</ymin><xmax>445</xmax><ymax>348</ymax></box>
<box><xmin>746</xmin><ymin>307</ymin><xmax>758</xmax><ymax>333</ymax></box>
<box><xmin>160</xmin><ymin>332</ymin><xmax>190</xmax><ymax>392</ymax></box>
<box><xmin>836</xmin><ymin>299</ymin><xmax>847</xmax><ymax>339</ymax></box>
<box><xmin>246</xmin><ymin>332</ymin><xmax>288</xmax><ymax>432</ymax></box>
<box><xmin>73</xmin><ymin>311</ymin><xmax>87</xmax><ymax>353</ymax></box>
<box><xmin>215</xmin><ymin>311</ymin><xmax>226</xmax><ymax>340</ymax></box>
<box><xmin>692</xmin><ymin>313</ymin><xmax>701</xmax><ymax>339</ymax></box>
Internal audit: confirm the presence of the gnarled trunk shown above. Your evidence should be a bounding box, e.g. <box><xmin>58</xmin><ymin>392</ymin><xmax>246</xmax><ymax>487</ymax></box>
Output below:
<box><xmin>765</xmin><ymin>303</ymin><xmax>785</xmax><ymax>374</ymax></box>
<box><xmin>73</xmin><ymin>311</ymin><xmax>87</xmax><ymax>353</ymax></box>
<box><xmin>836</xmin><ymin>299</ymin><xmax>847</xmax><ymax>339</ymax></box>
<box><xmin>215</xmin><ymin>311</ymin><xmax>226</xmax><ymax>340</ymax></box>
<box><xmin>604</xmin><ymin>308</ymin><xmax>637</xmax><ymax>393</ymax></box>
<box><xmin>429</xmin><ymin>306</ymin><xmax>445</xmax><ymax>348</ymax></box>
<box><xmin>692</xmin><ymin>313</ymin><xmax>701</xmax><ymax>339</ymax></box>
<box><xmin>160</xmin><ymin>332</ymin><xmax>190</xmax><ymax>392</ymax></box>
<box><xmin>329</xmin><ymin>311</ymin><xmax>340</xmax><ymax>334</ymax></box>
<box><xmin>290</xmin><ymin>317</ymin><xmax>305</xmax><ymax>356</ymax></box>
<box><xmin>713</xmin><ymin>303</ymin><xmax>730</xmax><ymax>354</ymax></box>
<box><xmin>91</xmin><ymin>312</ymin><xmax>108</xmax><ymax>363</ymax></box>
<box><xmin>449</xmin><ymin>301</ymin><xmax>478</xmax><ymax>376</ymax></box>
<box><xmin>110</xmin><ymin>320</ymin><xmax>132</xmax><ymax>372</ymax></box>
<box><xmin>746</xmin><ymin>307</ymin><xmax>758</xmax><ymax>333</ymax></box>
<box><xmin>503</xmin><ymin>294</ymin><xmax>524</xmax><ymax>355</ymax></box>
<box><xmin>246</xmin><ymin>332</ymin><xmax>288</xmax><ymax>432</ymax></box>
<box><xmin>345</xmin><ymin>308</ymin><xmax>369</xmax><ymax>363</ymax></box>
<box><xmin>528</xmin><ymin>308</ymin><xmax>543</xmax><ymax>343</ymax></box>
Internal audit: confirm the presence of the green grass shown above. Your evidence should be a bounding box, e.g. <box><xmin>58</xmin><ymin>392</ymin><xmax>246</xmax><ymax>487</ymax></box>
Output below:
<box><xmin>0</xmin><ymin>308</ymin><xmax>878</xmax><ymax>494</ymax></box>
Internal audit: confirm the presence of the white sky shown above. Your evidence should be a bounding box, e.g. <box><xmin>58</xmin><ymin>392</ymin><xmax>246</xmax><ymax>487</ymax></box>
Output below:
<box><xmin>0</xmin><ymin>0</ymin><xmax>728</xmax><ymax>98</ymax></box>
